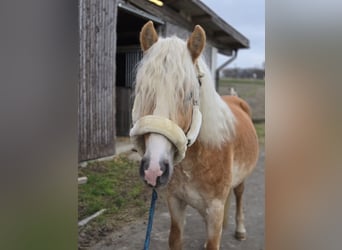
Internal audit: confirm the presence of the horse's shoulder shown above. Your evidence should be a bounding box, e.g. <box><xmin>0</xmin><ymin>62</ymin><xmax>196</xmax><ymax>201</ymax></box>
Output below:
<box><xmin>221</xmin><ymin>95</ymin><xmax>252</xmax><ymax>118</ymax></box>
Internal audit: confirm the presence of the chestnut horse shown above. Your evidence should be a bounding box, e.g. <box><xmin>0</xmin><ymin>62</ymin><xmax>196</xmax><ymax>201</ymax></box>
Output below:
<box><xmin>130</xmin><ymin>21</ymin><xmax>259</xmax><ymax>250</ymax></box>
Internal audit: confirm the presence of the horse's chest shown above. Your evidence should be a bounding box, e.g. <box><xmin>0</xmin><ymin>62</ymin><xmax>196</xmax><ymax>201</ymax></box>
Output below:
<box><xmin>175</xmin><ymin>180</ymin><xmax>205</xmax><ymax>210</ymax></box>
<box><xmin>169</xmin><ymin>167</ymin><xmax>212</xmax><ymax>210</ymax></box>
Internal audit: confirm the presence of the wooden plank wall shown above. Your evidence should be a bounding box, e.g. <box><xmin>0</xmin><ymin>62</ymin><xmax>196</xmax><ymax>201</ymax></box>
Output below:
<box><xmin>79</xmin><ymin>0</ymin><xmax>117</xmax><ymax>161</ymax></box>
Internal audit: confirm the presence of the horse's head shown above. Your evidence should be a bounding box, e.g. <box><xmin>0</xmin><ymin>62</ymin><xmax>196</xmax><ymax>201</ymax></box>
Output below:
<box><xmin>130</xmin><ymin>21</ymin><xmax>206</xmax><ymax>188</ymax></box>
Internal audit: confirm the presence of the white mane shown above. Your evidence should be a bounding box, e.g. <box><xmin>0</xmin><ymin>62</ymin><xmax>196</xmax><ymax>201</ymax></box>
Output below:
<box><xmin>196</xmin><ymin>58</ymin><xmax>236</xmax><ymax>146</ymax></box>
<box><xmin>133</xmin><ymin>36</ymin><xmax>236</xmax><ymax>147</ymax></box>
<box><xmin>133</xmin><ymin>37</ymin><xmax>195</xmax><ymax>122</ymax></box>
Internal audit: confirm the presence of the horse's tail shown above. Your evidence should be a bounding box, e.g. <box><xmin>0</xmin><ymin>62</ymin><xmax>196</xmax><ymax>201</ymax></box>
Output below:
<box><xmin>222</xmin><ymin>189</ymin><xmax>232</xmax><ymax>229</ymax></box>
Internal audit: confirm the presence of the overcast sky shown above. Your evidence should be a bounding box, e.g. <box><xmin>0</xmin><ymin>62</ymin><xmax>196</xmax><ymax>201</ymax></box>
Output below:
<box><xmin>202</xmin><ymin>0</ymin><xmax>265</xmax><ymax>69</ymax></box>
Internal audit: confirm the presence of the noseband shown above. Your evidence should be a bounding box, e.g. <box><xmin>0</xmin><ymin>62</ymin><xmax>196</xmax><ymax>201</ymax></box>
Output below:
<box><xmin>130</xmin><ymin>64</ymin><xmax>204</xmax><ymax>164</ymax></box>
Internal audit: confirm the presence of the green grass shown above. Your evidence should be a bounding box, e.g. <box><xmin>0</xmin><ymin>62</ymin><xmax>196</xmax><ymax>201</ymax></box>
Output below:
<box><xmin>254</xmin><ymin>122</ymin><xmax>265</xmax><ymax>145</ymax></box>
<box><xmin>218</xmin><ymin>77</ymin><xmax>265</xmax><ymax>121</ymax></box>
<box><xmin>78</xmin><ymin>156</ymin><xmax>148</xmax><ymax>220</ymax></box>
<box><xmin>218</xmin><ymin>78</ymin><xmax>264</xmax><ymax>99</ymax></box>
<box><xmin>78</xmin><ymin>155</ymin><xmax>150</xmax><ymax>247</ymax></box>
<box><xmin>220</xmin><ymin>78</ymin><xmax>265</xmax><ymax>85</ymax></box>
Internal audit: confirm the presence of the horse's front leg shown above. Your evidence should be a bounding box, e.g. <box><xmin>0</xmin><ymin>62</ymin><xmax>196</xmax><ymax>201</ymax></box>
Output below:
<box><xmin>167</xmin><ymin>195</ymin><xmax>187</xmax><ymax>250</ymax></box>
<box><xmin>204</xmin><ymin>199</ymin><xmax>225</xmax><ymax>250</ymax></box>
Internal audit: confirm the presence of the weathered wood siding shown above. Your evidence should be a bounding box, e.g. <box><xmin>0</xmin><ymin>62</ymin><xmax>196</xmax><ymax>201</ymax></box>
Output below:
<box><xmin>79</xmin><ymin>0</ymin><xmax>117</xmax><ymax>161</ymax></box>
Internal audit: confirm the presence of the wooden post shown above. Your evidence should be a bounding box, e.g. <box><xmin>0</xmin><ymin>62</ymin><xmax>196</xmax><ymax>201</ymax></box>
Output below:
<box><xmin>79</xmin><ymin>0</ymin><xmax>118</xmax><ymax>161</ymax></box>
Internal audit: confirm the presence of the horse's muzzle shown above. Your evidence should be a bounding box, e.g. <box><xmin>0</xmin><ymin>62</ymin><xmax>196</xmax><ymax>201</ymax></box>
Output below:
<box><xmin>140</xmin><ymin>156</ymin><xmax>171</xmax><ymax>188</ymax></box>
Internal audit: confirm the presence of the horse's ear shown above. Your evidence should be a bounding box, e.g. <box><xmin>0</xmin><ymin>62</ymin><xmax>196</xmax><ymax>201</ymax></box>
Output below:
<box><xmin>187</xmin><ymin>25</ymin><xmax>206</xmax><ymax>62</ymax></box>
<box><xmin>140</xmin><ymin>21</ymin><xmax>158</xmax><ymax>52</ymax></box>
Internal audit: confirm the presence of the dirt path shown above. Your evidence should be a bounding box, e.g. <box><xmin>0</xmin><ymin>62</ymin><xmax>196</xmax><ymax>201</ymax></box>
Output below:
<box><xmin>91</xmin><ymin>147</ymin><xmax>264</xmax><ymax>250</ymax></box>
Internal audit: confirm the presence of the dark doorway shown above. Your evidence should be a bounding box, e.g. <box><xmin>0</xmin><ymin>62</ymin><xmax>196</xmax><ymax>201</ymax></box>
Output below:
<box><xmin>115</xmin><ymin>4</ymin><xmax>162</xmax><ymax>136</ymax></box>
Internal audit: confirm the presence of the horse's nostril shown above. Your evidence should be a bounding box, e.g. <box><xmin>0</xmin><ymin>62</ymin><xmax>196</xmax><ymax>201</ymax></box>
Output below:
<box><xmin>140</xmin><ymin>157</ymin><xmax>149</xmax><ymax>177</ymax></box>
<box><xmin>160</xmin><ymin>159</ymin><xmax>169</xmax><ymax>173</ymax></box>
<box><xmin>159</xmin><ymin>159</ymin><xmax>171</xmax><ymax>185</ymax></box>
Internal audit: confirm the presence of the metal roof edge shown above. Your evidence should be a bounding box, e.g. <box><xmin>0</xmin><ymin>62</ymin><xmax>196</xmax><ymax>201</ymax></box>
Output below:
<box><xmin>190</xmin><ymin>0</ymin><xmax>249</xmax><ymax>49</ymax></box>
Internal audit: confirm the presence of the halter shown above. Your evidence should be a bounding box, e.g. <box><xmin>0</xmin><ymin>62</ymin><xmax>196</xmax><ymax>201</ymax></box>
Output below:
<box><xmin>130</xmin><ymin>63</ymin><xmax>204</xmax><ymax>164</ymax></box>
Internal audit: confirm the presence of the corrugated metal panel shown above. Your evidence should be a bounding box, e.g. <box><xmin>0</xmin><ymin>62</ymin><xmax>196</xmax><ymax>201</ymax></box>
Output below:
<box><xmin>126</xmin><ymin>51</ymin><xmax>142</xmax><ymax>88</ymax></box>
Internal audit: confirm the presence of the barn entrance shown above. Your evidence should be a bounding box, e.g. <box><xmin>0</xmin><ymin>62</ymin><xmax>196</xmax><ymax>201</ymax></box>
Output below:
<box><xmin>116</xmin><ymin>3</ymin><xmax>163</xmax><ymax>136</ymax></box>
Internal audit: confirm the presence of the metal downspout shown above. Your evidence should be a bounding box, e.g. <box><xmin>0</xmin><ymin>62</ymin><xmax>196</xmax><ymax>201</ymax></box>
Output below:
<box><xmin>215</xmin><ymin>49</ymin><xmax>238</xmax><ymax>90</ymax></box>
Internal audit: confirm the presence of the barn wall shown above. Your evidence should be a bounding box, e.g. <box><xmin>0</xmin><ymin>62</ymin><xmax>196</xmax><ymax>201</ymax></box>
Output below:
<box><xmin>79</xmin><ymin>0</ymin><xmax>118</xmax><ymax>161</ymax></box>
<box><xmin>164</xmin><ymin>22</ymin><xmax>190</xmax><ymax>40</ymax></box>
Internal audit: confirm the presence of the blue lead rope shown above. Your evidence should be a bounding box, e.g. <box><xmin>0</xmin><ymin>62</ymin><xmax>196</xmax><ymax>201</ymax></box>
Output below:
<box><xmin>143</xmin><ymin>189</ymin><xmax>158</xmax><ymax>250</ymax></box>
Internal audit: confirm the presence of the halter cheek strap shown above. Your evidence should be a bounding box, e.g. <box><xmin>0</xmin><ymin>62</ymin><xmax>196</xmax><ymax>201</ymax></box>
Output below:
<box><xmin>186</xmin><ymin>105</ymin><xmax>202</xmax><ymax>147</ymax></box>
<box><xmin>187</xmin><ymin>62</ymin><xmax>204</xmax><ymax>146</ymax></box>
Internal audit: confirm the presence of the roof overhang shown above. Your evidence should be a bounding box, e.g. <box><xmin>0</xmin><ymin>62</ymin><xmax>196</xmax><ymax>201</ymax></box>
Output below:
<box><xmin>128</xmin><ymin>0</ymin><xmax>249</xmax><ymax>56</ymax></box>
<box><xmin>163</xmin><ymin>0</ymin><xmax>249</xmax><ymax>55</ymax></box>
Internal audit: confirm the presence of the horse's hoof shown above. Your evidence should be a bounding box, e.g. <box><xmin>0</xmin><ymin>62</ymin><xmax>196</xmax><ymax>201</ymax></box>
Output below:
<box><xmin>235</xmin><ymin>231</ymin><xmax>247</xmax><ymax>241</ymax></box>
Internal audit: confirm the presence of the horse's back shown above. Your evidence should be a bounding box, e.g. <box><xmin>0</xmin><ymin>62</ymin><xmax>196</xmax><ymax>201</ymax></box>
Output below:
<box><xmin>221</xmin><ymin>95</ymin><xmax>252</xmax><ymax>118</ymax></box>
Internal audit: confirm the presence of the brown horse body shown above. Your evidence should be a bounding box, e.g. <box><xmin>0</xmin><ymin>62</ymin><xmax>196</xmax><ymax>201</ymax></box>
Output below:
<box><xmin>130</xmin><ymin>21</ymin><xmax>259</xmax><ymax>250</ymax></box>
<box><xmin>167</xmin><ymin>96</ymin><xmax>258</xmax><ymax>249</ymax></box>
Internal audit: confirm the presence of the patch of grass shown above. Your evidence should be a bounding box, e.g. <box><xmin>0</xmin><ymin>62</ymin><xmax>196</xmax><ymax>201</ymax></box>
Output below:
<box><xmin>218</xmin><ymin>78</ymin><xmax>265</xmax><ymax>122</ymax></box>
<box><xmin>78</xmin><ymin>155</ymin><xmax>150</xmax><ymax>248</ymax></box>
<box><xmin>254</xmin><ymin>122</ymin><xmax>265</xmax><ymax>145</ymax></box>
<box><xmin>220</xmin><ymin>77</ymin><xmax>265</xmax><ymax>85</ymax></box>
<box><xmin>218</xmin><ymin>80</ymin><xmax>263</xmax><ymax>99</ymax></box>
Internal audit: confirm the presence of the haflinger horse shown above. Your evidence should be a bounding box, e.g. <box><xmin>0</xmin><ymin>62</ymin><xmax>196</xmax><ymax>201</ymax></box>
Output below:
<box><xmin>130</xmin><ymin>21</ymin><xmax>259</xmax><ymax>250</ymax></box>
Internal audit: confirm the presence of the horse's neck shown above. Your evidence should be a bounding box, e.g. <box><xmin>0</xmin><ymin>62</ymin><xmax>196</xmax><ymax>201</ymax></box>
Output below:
<box><xmin>197</xmin><ymin>66</ymin><xmax>236</xmax><ymax>147</ymax></box>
